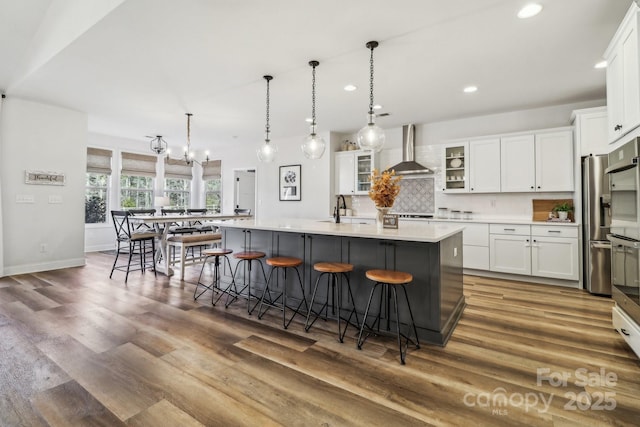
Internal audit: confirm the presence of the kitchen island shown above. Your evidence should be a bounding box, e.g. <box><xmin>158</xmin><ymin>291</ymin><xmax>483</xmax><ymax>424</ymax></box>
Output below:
<box><xmin>216</xmin><ymin>218</ymin><xmax>466</xmax><ymax>346</ymax></box>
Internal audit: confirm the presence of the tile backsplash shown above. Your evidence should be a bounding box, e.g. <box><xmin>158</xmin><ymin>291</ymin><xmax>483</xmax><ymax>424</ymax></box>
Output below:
<box><xmin>391</xmin><ymin>176</ymin><xmax>435</xmax><ymax>214</ymax></box>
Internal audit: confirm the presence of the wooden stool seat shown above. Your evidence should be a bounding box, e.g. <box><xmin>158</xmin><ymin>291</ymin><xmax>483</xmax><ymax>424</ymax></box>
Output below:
<box><xmin>314</xmin><ymin>262</ymin><xmax>353</xmax><ymax>274</ymax></box>
<box><xmin>358</xmin><ymin>268</ymin><xmax>419</xmax><ymax>364</ymax></box>
<box><xmin>267</xmin><ymin>256</ymin><xmax>303</xmax><ymax>268</ymax></box>
<box><xmin>365</xmin><ymin>269</ymin><xmax>412</xmax><ymax>285</ymax></box>
<box><xmin>234</xmin><ymin>251</ymin><xmax>266</xmax><ymax>260</ymax></box>
<box><xmin>258</xmin><ymin>256</ymin><xmax>308</xmax><ymax>329</ymax></box>
<box><xmin>195</xmin><ymin>248</ymin><xmax>235</xmax><ymax>305</ymax></box>
<box><xmin>202</xmin><ymin>248</ymin><xmax>233</xmax><ymax>257</ymax></box>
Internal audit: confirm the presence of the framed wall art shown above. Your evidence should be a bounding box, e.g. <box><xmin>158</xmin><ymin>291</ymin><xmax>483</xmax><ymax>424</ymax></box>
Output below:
<box><xmin>25</xmin><ymin>170</ymin><xmax>66</xmax><ymax>186</ymax></box>
<box><xmin>279</xmin><ymin>164</ymin><xmax>301</xmax><ymax>201</ymax></box>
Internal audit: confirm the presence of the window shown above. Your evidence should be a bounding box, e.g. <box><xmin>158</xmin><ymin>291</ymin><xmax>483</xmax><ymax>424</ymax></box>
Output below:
<box><xmin>203</xmin><ymin>160</ymin><xmax>222</xmax><ymax>213</ymax></box>
<box><xmin>205</xmin><ymin>179</ymin><xmax>221</xmax><ymax>213</ymax></box>
<box><xmin>121</xmin><ymin>175</ymin><xmax>154</xmax><ymax>208</ymax></box>
<box><xmin>86</xmin><ymin>173</ymin><xmax>109</xmax><ymax>223</ymax></box>
<box><xmin>86</xmin><ymin>147</ymin><xmax>112</xmax><ymax>224</ymax></box>
<box><xmin>165</xmin><ymin>178</ymin><xmax>191</xmax><ymax>209</ymax></box>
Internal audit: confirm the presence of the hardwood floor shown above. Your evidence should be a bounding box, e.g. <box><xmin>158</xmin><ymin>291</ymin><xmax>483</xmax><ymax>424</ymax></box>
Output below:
<box><xmin>1</xmin><ymin>252</ymin><xmax>639</xmax><ymax>426</ymax></box>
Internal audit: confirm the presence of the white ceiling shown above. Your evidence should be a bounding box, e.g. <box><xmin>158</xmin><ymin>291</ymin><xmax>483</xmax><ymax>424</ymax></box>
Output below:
<box><xmin>0</xmin><ymin>0</ymin><xmax>630</xmax><ymax>152</ymax></box>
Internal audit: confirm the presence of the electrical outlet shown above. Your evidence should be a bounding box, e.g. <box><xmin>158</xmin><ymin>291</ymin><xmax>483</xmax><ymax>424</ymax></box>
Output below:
<box><xmin>454</xmin><ymin>247</ymin><xmax>458</xmax><ymax>257</ymax></box>
<box><xmin>40</xmin><ymin>243</ymin><xmax>47</xmax><ymax>253</ymax></box>
<box><xmin>490</xmin><ymin>199</ymin><xmax>496</xmax><ymax>208</ymax></box>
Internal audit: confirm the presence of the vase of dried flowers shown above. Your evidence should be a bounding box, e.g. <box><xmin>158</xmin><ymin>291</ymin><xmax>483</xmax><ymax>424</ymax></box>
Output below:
<box><xmin>369</xmin><ymin>168</ymin><xmax>402</xmax><ymax>229</ymax></box>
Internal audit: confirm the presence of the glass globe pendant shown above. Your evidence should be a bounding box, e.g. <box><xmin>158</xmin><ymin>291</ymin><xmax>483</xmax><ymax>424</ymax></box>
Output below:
<box><xmin>257</xmin><ymin>75</ymin><xmax>278</xmax><ymax>162</ymax></box>
<box><xmin>357</xmin><ymin>41</ymin><xmax>385</xmax><ymax>152</ymax></box>
<box><xmin>301</xmin><ymin>60</ymin><xmax>326</xmax><ymax>159</ymax></box>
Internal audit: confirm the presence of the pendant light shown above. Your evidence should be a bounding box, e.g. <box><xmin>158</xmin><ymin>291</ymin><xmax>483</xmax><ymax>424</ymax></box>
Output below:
<box><xmin>149</xmin><ymin>135</ymin><xmax>168</xmax><ymax>155</ymax></box>
<box><xmin>177</xmin><ymin>113</ymin><xmax>208</xmax><ymax>166</ymax></box>
<box><xmin>257</xmin><ymin>75</ymin><xmax>277</xmax><ymax>162</ymax></box>
<box><xmin>301</xmin><ymin>60</ymin><xmax>326</xmax><ymax>159</ymax></box>
<box><xmin>357</xmin><ymin>41</ymin><xmax>385</xmax><ymax>152</ymax></box>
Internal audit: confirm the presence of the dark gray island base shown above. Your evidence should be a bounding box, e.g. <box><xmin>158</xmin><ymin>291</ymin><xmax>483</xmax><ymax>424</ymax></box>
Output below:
<box><xmin>217</xmin><ymin>219</ymin><xmax>466</xmax><ymax>346</ymax></box>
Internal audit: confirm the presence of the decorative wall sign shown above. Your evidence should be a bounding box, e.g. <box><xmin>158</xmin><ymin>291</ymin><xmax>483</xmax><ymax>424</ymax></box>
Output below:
<box><xmin>383</xmin><ymin>214</ymin><xmax>399</xmax><ymax>229</ymax></box>
<box><xmin>25</xmin><ymin>170</ymin><xmax>66</xmax><ymax>186</ymax></box>
<box><xmin>279</xmin><ymin>164</ymin><xmax>301</xmax><ymax>201</ymax></box>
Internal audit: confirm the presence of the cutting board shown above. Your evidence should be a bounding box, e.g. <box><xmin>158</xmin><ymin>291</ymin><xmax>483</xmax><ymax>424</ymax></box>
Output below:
<box><xmin>532</xmin><ymin>199</ymin><xmax>574</xmax><ymax>222</ymax></box>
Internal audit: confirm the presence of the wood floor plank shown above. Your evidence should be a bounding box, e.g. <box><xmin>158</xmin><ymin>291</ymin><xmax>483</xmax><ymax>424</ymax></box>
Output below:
<box><xmin>0</xmin><ymin>254</ymin><xmax>638</xmax><ymax>425</ymax></box>
<box><xmin>31</xmin><ymin>380</ymin><xmax>125</xmax><ymax>427</ymax></box>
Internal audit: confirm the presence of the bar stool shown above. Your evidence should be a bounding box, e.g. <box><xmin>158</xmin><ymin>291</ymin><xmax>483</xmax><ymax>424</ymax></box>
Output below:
<box><xmin>195</xmin><ymin>247</ymin><xmax>236</xmax><ymax>306</ymax></box>
<box><xmin>231</xmin><ymin>251</ymin><xmax>268</xmax><ymax>314</ymax></box>
<box><xmin>304</xmin><ymin>262</ymin><xmax>360</xmax><ymax>343</ymax></box>
<box><xmin>356</xmin><ymin>269</ymin><xmax>420</xmax><ymax>364</ymax></box>
<box><xmin>257</xmin><ymin>256</ymin><xmax>309</xmax><ymax>329</ymax></box>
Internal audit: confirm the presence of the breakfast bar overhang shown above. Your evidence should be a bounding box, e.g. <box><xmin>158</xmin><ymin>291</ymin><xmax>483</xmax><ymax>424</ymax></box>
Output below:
<box><xmin>217</xmin><ymin>219</ymin><xmax>466</xmax><ymax>346</ymax></box>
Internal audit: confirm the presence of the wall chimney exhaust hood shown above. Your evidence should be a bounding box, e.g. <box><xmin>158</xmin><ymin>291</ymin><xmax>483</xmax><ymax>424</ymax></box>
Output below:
<box><xmin>388</xmin><ymin>124</ymin><xmax>433</xmax><ymax>175</ymax></box>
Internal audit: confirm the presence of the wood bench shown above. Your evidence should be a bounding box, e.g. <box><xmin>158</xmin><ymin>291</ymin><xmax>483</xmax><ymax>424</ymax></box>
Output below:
<box><xmin>167</xmin><ymin>233</ymin><xmax>222</xmax><ymax>279</ymax></box>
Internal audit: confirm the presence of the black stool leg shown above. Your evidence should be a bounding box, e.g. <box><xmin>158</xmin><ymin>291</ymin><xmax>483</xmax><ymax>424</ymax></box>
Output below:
<box><xmin>390</xmin><ymin>285</ymin><xmax>406</xmax><ymax>364</ymax></box>
<box><xmin>357</xmin><ymin>282</ymin><xmax>383</xmax><ymax>349</ymax></box>
<box><xmin>283</xmin><ymin>266</ymin><xmax>309</xmax><ymax>329</ymax></box>
<box><xmin>341</xmin><ymin>272</ymin><xmax>361</xmax><ymax>342</ymax></box>
<box><xmin>195</xmin><ymin>255</ymin><xmax>214</xmax><ymax>300</ymax></box>
<box><xmin>304</xmin><ymin>272</ymin><xmax>329</xmax><ymax>332</ymax></box>
<box><xmin>402</xmin><ymin>284</ymin><xmax>420</xmax><ymax>350</ymax></box>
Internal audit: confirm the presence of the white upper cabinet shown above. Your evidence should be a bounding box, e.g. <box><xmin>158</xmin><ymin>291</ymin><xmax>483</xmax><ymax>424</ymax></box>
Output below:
<box><xmin>499</xmin><ymin>130</ymin><xmax>573</xmax><ymax>193</ymax></box>
<box><xmin>334</xmin><ymin>150</ymin><xmax>376</xmax><ymax>196</ymax></box>
<box><xmin>500</xmin><ymin>134</ymin><xmax>535</xmax><ymax>192</ymax></box>
<box><xmin>572</xmin><ymin>107</ymin><xmax>608</xmax><ymax>156</ymax></box>
<box><xmin>468</xmin><ymin>138</ymin><xmax>501</xmax><ymax>193</ymax></box>
<box><xmin>605</xmin><ymin>3</ymin><xmax>640</xmax><ymax>143</ymax></box>
<box><xmin>335</xmin><ymin>151</ymin><xmax>355</xmax><ymax>195</ymax></box>
<box><xmin>535</xmin><ymin>130</ymin><xmax>574</xmax><ymax>192</ymax></box>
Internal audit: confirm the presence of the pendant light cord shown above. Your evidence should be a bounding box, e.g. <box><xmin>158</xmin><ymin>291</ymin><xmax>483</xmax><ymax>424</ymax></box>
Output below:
<box><xmin>368</xmin><ymin>44</ymin><xmax>375</xmax><ymax>115</ymax></box>
<box><xmin>265</xmin><ymin>76</ymin><xmax>271</xmax><ymax>142</ymax></box>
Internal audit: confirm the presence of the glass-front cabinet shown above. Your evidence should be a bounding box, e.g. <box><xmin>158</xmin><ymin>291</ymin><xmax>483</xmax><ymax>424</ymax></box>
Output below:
<box><xmin>355</xmin><ymin>151</ymin><xmax>374</xmax><ymax>194</ymax></box>
<box><xmin>441</xmin><ymin>142</ymin><xmax>469</xmax><ymax>192</ymax></box>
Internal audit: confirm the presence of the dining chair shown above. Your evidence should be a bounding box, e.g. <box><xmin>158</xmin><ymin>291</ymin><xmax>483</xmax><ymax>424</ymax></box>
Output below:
<box><xmin>109</xmin><ymin>210</ymin><xmax>159</xmax><ymax>282</ymax></box>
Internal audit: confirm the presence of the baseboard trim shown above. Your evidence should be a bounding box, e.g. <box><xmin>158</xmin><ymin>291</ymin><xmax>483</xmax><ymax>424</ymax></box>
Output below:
<box><xmin>2</xmin><ymin>258</ymin><xmax>86</xmax><ymax>277</ymax></box>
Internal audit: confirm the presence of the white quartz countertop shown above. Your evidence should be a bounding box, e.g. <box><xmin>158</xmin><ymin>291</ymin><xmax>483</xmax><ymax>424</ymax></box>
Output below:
<box><xmin>216</xmin><ymin>218</ymin><xmax>464</xmax><ymax>243</ymax></box>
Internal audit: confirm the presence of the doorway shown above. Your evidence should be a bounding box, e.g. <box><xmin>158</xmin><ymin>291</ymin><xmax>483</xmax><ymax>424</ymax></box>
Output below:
<box><xmin>234</xmin><ymin>169</ymin><xmax>256</xmax><ymax>214</ymax></box>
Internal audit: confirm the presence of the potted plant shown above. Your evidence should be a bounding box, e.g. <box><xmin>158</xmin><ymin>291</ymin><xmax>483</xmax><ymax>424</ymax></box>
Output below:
<box><xmin>553</xmin><ymin>202</ymin><xmax>573</xmax><ymax>221</ymax></box>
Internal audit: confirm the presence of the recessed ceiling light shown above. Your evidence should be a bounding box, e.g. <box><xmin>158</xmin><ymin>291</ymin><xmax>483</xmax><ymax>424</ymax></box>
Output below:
<box><xmin>344</xmin><ymin>84</ymin><xmax>357</xmax><ymax>92</ymax></box>
<box><xmin>373</xmin><ymin>104</ymin><xmax>383</xmax><ymax>110</ymax></box>
<box><xmin>517</xmin><ymin>3</ymin><xmax>542</xmax><ymax>19</ymax></box>
<box><xmin>463</xmin><ymin>86</ymin><xmax>478</xmax><ymax>93</ymax></box>
<box><xmin>594</xmin><ymin>60</ymin><xmax>607</xmax><ymax>69</ymax></box>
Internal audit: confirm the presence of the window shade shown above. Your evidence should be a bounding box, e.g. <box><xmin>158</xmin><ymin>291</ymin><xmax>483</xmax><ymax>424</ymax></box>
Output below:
<box><xmin>87</xmin><ymin>147</ymin><xmax>113</xmax><ymax>174</ymax></box>
<box><xmin>121</xmin><ymin>152</ymin><xmax>157</xmax><ymax>177</ymax></box>
<box><xmin>164</xmin><ymin>157</ymin><xmax>193</xmax><ymax>180</ymax></box>
<box><xmin>202</xmin><ymin>160</ymin><xmax>222</xmax><ymax>180</ymax></box>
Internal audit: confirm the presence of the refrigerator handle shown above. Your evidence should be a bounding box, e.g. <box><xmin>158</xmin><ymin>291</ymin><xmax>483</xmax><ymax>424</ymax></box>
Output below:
<box><xmin>591</xmin><ymin>241</ymin><xmax>612</xmax><ymax>249</ymax></box>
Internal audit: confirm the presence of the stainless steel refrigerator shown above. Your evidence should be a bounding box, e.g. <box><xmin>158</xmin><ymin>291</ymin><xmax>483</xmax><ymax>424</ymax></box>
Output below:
<box><xmin>582</xmin><ymin>155</ymin><xmax>612</xmax><ymax>295</ymax></box>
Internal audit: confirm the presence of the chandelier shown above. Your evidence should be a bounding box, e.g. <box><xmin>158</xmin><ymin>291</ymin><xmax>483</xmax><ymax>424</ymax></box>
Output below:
<box><xmin>167</xmin><ymin>113</ymin><xmax>209</xmax><ymax>166</ymax></box>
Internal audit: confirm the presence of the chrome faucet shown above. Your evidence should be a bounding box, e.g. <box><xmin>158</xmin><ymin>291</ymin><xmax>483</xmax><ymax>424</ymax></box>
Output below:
<box><xmin>334</xmin><ymin>194</ymin><xmax>347</xmax><ymax>223</ymax></box>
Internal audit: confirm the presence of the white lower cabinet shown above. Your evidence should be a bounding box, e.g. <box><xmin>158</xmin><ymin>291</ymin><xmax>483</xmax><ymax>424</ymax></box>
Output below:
<box><xmin>531</xmin><ymin>226</ymin><xmax>579</xmax><ymax>280</ymax></box>
<box><xmin>461</xmin><ymin>223</ymin><xmax>489</xmax><ymax>270</ymax></box>
<box><xmin>490</xmin><ymin>227</ymin><xmax>532</xmax><ymax>275</ymax></box>
<box><xmin>489</xmin><ymin>224</ymin><xmax>579</xmax><ymax>281</ymax></box>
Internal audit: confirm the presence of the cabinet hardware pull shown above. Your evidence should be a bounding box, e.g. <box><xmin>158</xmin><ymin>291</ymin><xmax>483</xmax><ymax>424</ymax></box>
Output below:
<box><xmin>621</xmin><ymin>328</ymin><xmax>630</xmax><ymax>336</ymax></box>
<box><xmin>504</xmin><ymin>228</ymin><xmax>516</xmax><ymax>231</ymax></box>
<box><xmin>615</xmin><ymin>124</ymin><xmax>623</xmax><ymax>131</ymax></box>
<box><xmin>547</xmin><ymin>230</ymin><xmax>561</xmax><ymax>233</ymax></box>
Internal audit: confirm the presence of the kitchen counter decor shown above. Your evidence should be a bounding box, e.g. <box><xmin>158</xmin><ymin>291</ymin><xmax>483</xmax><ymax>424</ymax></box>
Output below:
<box><xmin>369</xmin><ymin>168</ymin><xmax>401</xmax><ymax>228</ymax></box>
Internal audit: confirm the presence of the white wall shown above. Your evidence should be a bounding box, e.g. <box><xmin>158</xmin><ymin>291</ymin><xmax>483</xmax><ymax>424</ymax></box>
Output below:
<box><xmin>0</xmin><ymin>98</ymin><xmax>87</xmax><ymax>276</ymax></box>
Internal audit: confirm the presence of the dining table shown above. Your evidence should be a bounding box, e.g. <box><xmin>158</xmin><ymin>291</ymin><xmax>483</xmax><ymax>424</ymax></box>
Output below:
<box><xmin>128</xmin><ymin>213</ymin><xmax>252</xmax><ymax>276</ymax></box>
